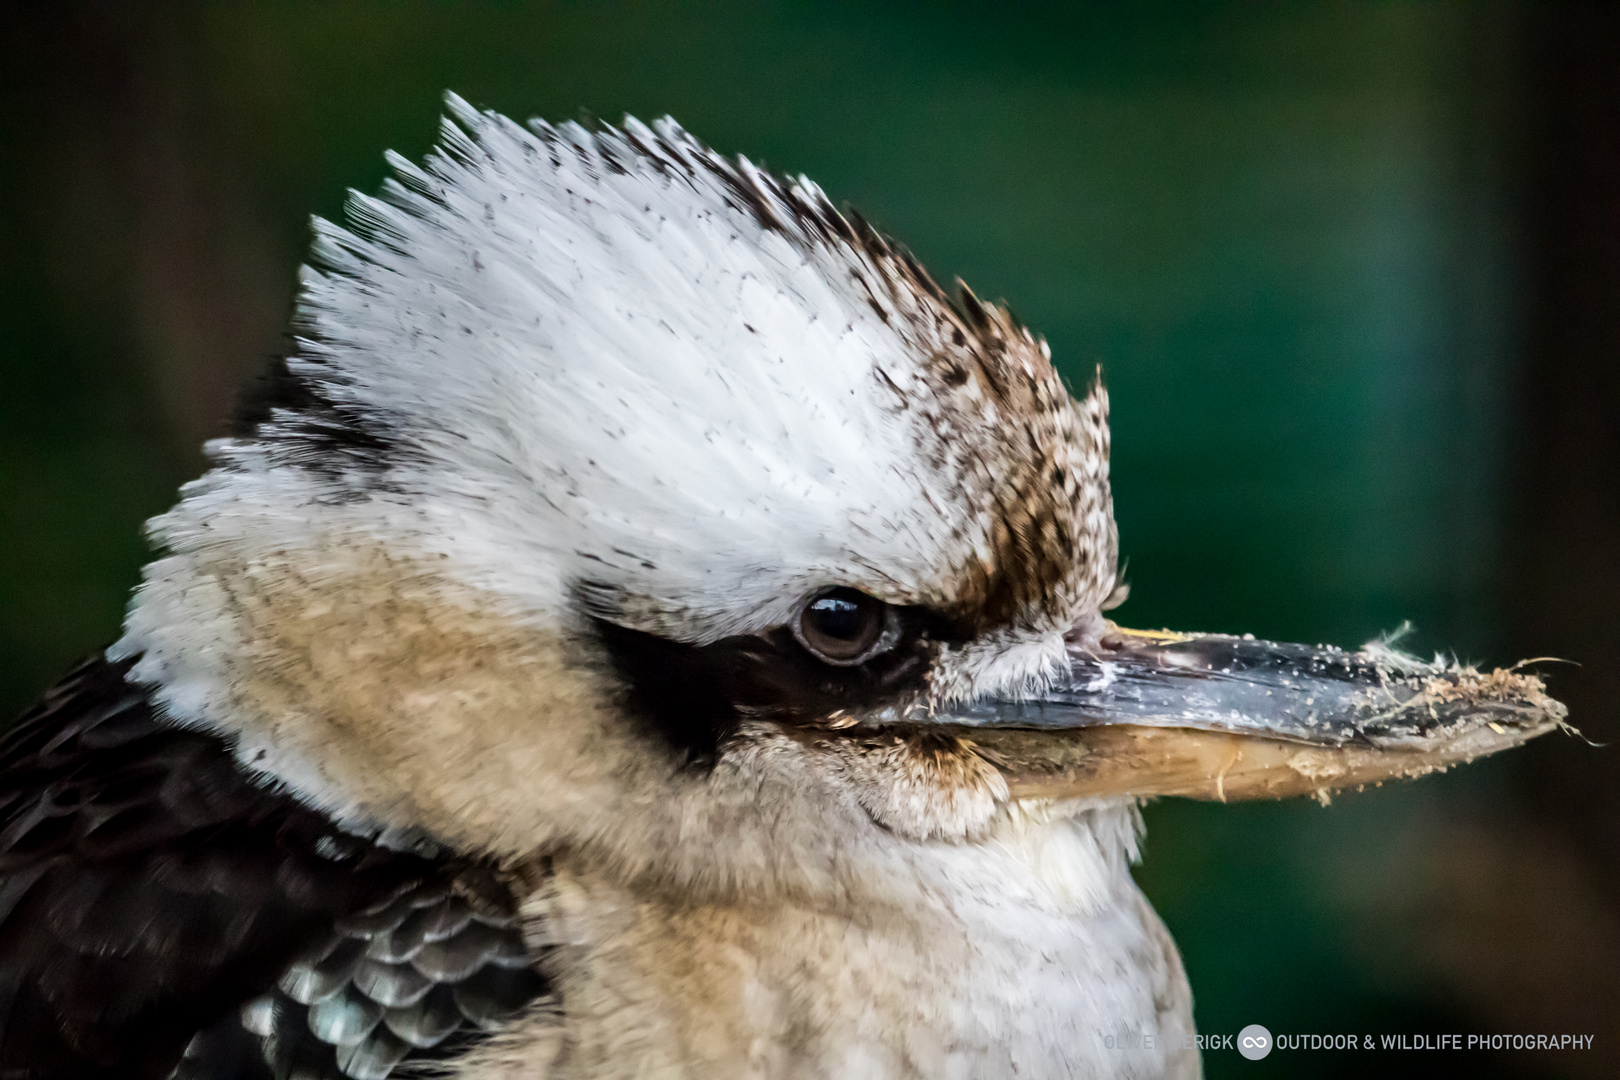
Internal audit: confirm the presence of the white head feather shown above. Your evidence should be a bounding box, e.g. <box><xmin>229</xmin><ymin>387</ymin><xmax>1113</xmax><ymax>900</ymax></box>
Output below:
<box><xmin>113</xmin><ymin>95</ymin><xmax>1123</xmax><ymax>864</ymax></box>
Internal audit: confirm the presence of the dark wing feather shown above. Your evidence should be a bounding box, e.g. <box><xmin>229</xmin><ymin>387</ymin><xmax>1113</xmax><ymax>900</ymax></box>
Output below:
<box><xmin>178</xmin><ymin>865</ymin><xmax>551</xmax><ymax>1080</ymax></box>
<box><xmin>0</xmin><ymin>656</ymin><xmax>550</xmax><ymax>1080</ymax></box>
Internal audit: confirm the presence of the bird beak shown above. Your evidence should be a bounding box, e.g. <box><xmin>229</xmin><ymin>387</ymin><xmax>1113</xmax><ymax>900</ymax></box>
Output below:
<box><xmin>940</xmin><ymin>624</ymin><xmax>1568</xmax><ymax>803</ymax></box>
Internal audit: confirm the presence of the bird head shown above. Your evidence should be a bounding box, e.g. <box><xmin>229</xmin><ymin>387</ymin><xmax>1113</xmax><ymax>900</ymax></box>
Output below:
<box><xmin>115</xmin><ymin>97</ymin><xmax>1562</xmax><ymax>906</ymax></box>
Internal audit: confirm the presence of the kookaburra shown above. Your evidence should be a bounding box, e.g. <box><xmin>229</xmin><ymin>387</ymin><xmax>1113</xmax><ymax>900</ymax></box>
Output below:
<box><xmin>0</xmin><ymin>96</ymin><xmax>1563</xmax><ymax>1080</ymax></box>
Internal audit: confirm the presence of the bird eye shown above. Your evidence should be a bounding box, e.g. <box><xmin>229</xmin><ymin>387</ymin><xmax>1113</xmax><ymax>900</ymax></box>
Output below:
<box><xmin>794</xmin><ymin>588</ymin><xmax>891</xmax><ymax>666</ymax></box>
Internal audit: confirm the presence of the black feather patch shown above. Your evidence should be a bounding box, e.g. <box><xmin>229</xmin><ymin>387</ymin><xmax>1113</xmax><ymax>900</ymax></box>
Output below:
<box><xmin>231</xmin><ymin>354</ymin><xmax>410</xmax><ymax>481</ymax></box>
<box><xmin>0</xmin><ymin>655</ymin><xmax>550</xmax><ymax>1080</ymax></box>
<box><xmin>590</xmin><ymin>604</ymin><xmax>967</xmax><ymax>767</ymax></box>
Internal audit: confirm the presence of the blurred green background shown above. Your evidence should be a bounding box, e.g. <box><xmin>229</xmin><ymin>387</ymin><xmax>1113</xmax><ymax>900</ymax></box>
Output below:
<box><xmin>2</xmin><ymin>3</ymin><xmax>1616</xmax><ymax>1077</ymax></box>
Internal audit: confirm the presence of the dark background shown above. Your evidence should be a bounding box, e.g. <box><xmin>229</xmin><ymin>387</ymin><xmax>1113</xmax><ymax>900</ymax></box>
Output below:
<box><xmin>1</xmin><ymin>3</ymin><xmax>1616</xmax><ymax>1077</ymax></box>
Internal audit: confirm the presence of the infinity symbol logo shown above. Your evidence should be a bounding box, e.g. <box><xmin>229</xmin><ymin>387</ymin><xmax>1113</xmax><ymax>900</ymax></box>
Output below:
<box><xmin>1238</xmin><ymin>1024</ymin><xmax>1273</xmax><ymax>1061</ymax></box>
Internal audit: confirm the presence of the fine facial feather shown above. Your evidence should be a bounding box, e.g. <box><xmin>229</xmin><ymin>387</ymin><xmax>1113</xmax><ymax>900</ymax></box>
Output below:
<box><xmin>124</xmin><ymin>93</ymin><xmax>1115</xmax><ymax>648</ymax></box>
<box><xmin>115</xmin><ymin>95</ymin><xmax>1122</xmax><ymax>865</ymax></box>
<box><xmin>67</xmin><ymin>97</ymin><xmax>1188</xmax><ymax>1080</ymax></box>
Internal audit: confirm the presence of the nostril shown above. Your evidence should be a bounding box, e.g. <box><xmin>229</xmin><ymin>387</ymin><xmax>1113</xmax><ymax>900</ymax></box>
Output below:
<box><xmin>1063</xmin><ymin>611</ymin><xmax>1111</xmax><ymax>653</ymax></box>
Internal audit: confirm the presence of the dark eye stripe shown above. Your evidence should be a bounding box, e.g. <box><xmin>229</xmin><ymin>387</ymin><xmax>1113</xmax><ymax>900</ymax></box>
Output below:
<box><xmin>589</xmin><ymin>603</ymin><xmax>969</xmax><ymax>768</ymax></box>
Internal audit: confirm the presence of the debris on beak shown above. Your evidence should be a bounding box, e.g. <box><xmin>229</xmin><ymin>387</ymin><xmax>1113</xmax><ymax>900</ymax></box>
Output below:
<box><xmin>938</xmin><ymin>624</ymin><xmax>1568</xmax><ymax>803</ymax></box>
